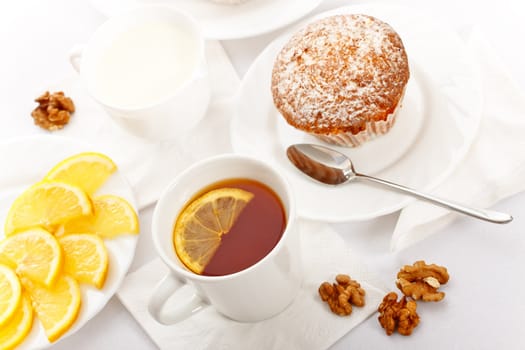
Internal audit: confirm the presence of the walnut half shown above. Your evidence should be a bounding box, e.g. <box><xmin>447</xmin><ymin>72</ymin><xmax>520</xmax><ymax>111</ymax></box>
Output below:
<box><xmin>396</xmin><ymin>260</ymin><xmax>449</xmax><ymax>302</ymax></box>
<box><xmin>31</xmin><ymin>91</ymin><xmax>75</xmax><ymax>131</ymax></box>
<box><xmin>378</xmin><ymin>292</ymin><xmax>419</xmax><ymax>336</ymax></box>
<box><xmin>318</xmin><ymin>274</ymin><xmax>366</xmax><ymax>316</ymax></box>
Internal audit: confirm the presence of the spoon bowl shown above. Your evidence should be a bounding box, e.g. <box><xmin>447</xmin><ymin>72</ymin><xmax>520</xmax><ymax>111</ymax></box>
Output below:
<box><xmin>286</xmin><ymin>143</ymin><xmax>356</xmax><ymax>185</ymax></box>
<box><xmin>286</xmin><ymin>143</ymin><xmax>512</xmax><ymax>224</ymax></box>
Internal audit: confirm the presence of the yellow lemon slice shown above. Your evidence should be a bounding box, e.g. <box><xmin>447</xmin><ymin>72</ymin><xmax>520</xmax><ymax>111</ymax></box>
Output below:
<box><xmin>44</xmin><ymin>152</ymin><xmax>117</xmax><ymax>196</ymax></box>
<box><xmin>173</xmin><ymin>188</ymin><xmax>254</xmax><ymax>274</ymax></box>
<box><xmin>59</xmin><ymin>234</ymin><xmax>109</xmax><ymax>289</ymax></box>
<box><xmin>0</xmin><ymin>228</ymin><xmax>63</xmax><ymax>287</ymax></box>
<box><xmin>0</xmin><ymin>264</ymin><xmax>22</xmax><ymax>327</ymax></box>
<box><xmin>59</xmin><ymin>194</ymin><xmax>139</xmax><ymax>239</ymax></box>
<box><xmin>0</xmin><ymin>293</ymin><xmax>33</xmax><ymax>350</ymax></box>
<box><xmin>4</xmin><ymin>181</ymin><xmax>92</xmax><ymax>236</ymax></box>
<box><xmin>22</xmin><ymin>275</ymin><xmax>81</xmax><ymax>343</ymax></box>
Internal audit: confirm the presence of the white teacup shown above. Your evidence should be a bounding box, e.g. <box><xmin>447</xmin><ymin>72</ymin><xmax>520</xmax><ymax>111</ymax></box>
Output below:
<box><xmin>69</xmin><ymin>6</ymin><xmax>210</xmax><ymax>140</ymax></box>
<box><xmin>150</xmin><ymin>154</ymin><xmax>302</xmax><ymax>323</ymax></box>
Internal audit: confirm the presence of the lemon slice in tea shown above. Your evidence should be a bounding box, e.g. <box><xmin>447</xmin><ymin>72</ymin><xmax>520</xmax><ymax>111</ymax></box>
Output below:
<box><xmin>173</xmin><ymin>188</ymin><xmax>254</xmax><ymax>274</ymax></box>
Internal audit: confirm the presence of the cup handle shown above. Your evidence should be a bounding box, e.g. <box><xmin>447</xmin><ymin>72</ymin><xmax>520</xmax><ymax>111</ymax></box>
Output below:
<box><xmin>68</xmin><ymin>44</ymin><xmax>85</xmax><ymax>73</ymax></box>
<box><xmin>148</xmin><ymin>272</ymin><xmax>208</xmax><ymax>325</ymax></box>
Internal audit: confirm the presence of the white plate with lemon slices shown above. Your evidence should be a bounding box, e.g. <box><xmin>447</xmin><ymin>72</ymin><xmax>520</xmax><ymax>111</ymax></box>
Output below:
<box><xmin>0</xmin><ymin>135</ymin><xmax>139</xmax><ymax>349</ymax></box>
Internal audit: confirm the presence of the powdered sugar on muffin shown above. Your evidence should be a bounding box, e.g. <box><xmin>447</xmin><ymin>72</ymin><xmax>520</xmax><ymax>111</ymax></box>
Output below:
<box><xmin>271</xmin><ymin>14</ymin><xmax>409</xmax><ymax>147</ymax></box>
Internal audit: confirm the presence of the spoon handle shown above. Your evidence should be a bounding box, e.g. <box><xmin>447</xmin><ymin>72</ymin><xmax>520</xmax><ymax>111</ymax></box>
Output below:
<box><xmin>355</xmin><ymin>173</ymin><xmax>512</xmax><ymax>224</ymax></box>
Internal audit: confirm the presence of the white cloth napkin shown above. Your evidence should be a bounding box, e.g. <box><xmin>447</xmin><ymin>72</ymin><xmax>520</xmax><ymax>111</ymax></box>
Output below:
<box><xmin>2</xmin><ymin>40</ymin><xmax>238</xmax><ymax>210</ymax></box>
<box><xmin>117</xmin><ymin>221</ymin><xmax>385</xmax><ymax>350</ymax></box>
<box><xmin>391</xmin><ymin>29</ymin><xmax>525</xmax><ymax>251</ymax></box>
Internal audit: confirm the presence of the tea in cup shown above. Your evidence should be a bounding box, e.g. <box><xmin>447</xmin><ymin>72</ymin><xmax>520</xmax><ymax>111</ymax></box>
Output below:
<box><xmin>69</xmin><ymin>6</ymin><xmax>210</xmax><ymax>140</ymax></box>
<box><xmin>150</xmin><ymin>154</ymin><xmax>302</xmax><ymax>323</ymax></box>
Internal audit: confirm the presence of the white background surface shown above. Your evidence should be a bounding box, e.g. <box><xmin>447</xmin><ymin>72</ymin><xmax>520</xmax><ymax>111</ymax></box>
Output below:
<box><xmin>1</xmin><ymin>0</ymin><xmax>524</xmax><ymax>349</ymax></box>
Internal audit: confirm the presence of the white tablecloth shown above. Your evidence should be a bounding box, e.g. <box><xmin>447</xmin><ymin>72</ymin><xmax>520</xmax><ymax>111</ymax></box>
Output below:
<box><xmin>1</xmin><ymin>0</ymin><xmax>524</xmax><ymax>349</ymax></box>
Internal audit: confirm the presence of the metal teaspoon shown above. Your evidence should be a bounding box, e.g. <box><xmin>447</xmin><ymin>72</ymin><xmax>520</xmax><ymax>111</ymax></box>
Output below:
<box><xmin>286</xmin><ymin>143</ymin><xmax>512</xmax><ymax>224</ymax></box>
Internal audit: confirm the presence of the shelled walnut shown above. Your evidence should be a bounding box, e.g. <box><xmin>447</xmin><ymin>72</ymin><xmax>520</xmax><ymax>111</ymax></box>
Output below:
<box><xmin>378</xmin><ymin>292</ymin><xmax>419</xmax><ymax>336</ymax></box>
<box><xmin>377</xmin><ymin>261</ymin><xmax>450</xmax><ymax>337</ymax></box>
<box><xmin>396</xmin><ymin>260</ymin><xmax>449</xmax><ymax>302</ymax></box>
<box><xmin>31</xmin><ymin>91</ymin><xmax>75</xmax><ymax>131</ymax></box>
<box><xmin>318</xmin><ymin>274</ymin><xmax>366</xmax><ymax>316</ymax></box>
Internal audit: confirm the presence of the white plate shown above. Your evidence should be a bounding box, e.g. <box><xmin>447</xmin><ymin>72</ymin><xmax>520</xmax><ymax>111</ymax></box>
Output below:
<box><xmin>230</xmin><ymin>4</ymin><xmax>483</xmax><ymax>222</ymax></box>
<box><xmin>0</xmin><ymin>135</ymin><xmax>139</xmax><ymax>350</ymax></box>
<box><xmin>90</xmin><ymin>0</ymin><xmax>324</xmax><ymax>40</ymax></box>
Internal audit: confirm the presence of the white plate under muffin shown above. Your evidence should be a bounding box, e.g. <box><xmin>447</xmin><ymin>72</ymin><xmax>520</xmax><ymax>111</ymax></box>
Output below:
<box><xmin>230</xmin><ymin>3</ymin><xmax>482</xmax><ymax>222</ymax></box>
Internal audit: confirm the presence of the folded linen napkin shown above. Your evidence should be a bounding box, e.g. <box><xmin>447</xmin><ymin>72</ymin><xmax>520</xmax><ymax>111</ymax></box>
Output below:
<box><xmin>391</xmin><ymin>29</ymin><xmax>525</xmax><ymax>251</ymax></box>
<box><xmin>117</xmin><ymin>221</ymin><xmax>385</xmax><ymax>350</ymax></box>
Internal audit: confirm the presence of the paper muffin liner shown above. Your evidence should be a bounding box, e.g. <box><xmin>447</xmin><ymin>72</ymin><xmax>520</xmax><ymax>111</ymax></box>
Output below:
<box><xmin>313</xmin><ymin>90</ymin><xmax>406</xmax><ymax>148</ymax></box>
<box><xmin>313</xmin><ymin>112</ymin><xmax>396</xmax><ymax>147</ymax></box>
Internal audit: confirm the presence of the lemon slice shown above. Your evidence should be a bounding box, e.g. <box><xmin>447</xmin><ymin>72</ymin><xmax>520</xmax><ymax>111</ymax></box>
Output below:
<box><xmin>173</xmin><ymin>188</ymin><xmax>254</xmax><ymax>274</ymax></box>
<box><xmin>4</xmin><ymin>181</ymin><xmax>92</xmax><ymax>236</ymax></box>
<box><xmin>0</xmin><ymin>264</ymin><xmax>22</xmax><ymax>327</ymax></box>
<box><xmin>44</xmin><ymin>152</ymin><xmax>117</xmax><ymax>196</ymax></box>
<box><xmin>0</xmin><ymin>293</ymin><xmax>33</xmax><ymax>350</ymax></box>
<box><xmin>22</xmin><ymin>275</ymin><xmax>81</xmax><ymax>343</ymax></box>
<box><xmin>58</xmin><ymin>194</ymin><xmax>139</xmax><ymax>239</ymax></box>
<box><xmin>59</xmin><ymin>234</ymin><xmax>109</xmax><ymax>289</ymax></box>
<box><xmin>0</xmin><ymin>228</ymin><xmax>63</xmax><ymax>287</ymax></box>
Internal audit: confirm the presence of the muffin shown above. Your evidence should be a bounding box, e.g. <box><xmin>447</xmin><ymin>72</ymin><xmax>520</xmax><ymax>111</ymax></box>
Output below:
<box><xmin>271</xmin><ymin>14</ymin><xmax>409</xmax><ymax>147</ymax></box>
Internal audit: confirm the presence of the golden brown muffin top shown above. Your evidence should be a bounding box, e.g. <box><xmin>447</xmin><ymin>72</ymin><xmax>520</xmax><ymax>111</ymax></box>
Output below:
<box><xmin>271</xmin><ymin>14</ymin><xmax>409</xmax><ymax>135</ymax></box>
